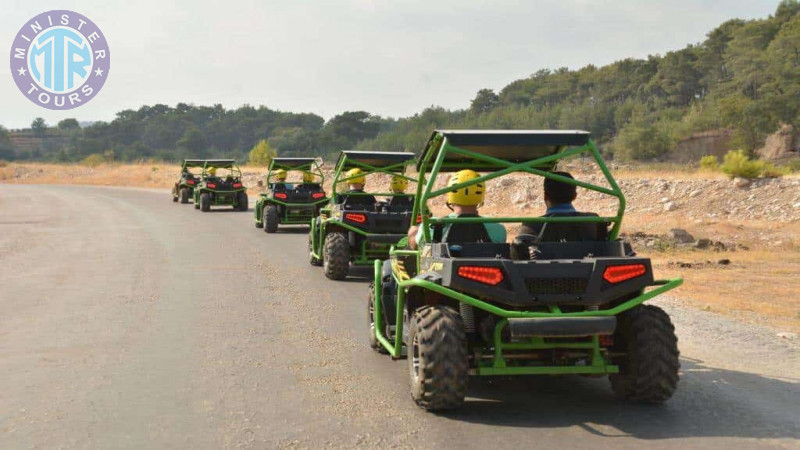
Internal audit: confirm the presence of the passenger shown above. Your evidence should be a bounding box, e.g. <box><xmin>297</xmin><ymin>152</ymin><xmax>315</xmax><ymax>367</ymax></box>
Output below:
<box><xmin>407</xmin><ymin>169</ymin><xmax>505</xmax><ymax>249</ymax></box>
<box><xmin>297</xmin><ymin>172</ymin><xmax>321</xmax><ymax>192</ymax></box>
<box><xmin>337</xmin><ymin>168</ymin><xmax>376</xmax><ymax>207</ymax></box>
<box><xmin>386</xmin><ymin>175</ymin><xmax>413</xmax><ymax>211</ymax></box>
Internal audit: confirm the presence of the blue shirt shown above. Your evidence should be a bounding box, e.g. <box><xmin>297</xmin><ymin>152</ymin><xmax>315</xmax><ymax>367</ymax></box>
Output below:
<box><xmin>546</xmin><ymin>203</ymin><xmax>576</xmax><ymax>215</ymax></box>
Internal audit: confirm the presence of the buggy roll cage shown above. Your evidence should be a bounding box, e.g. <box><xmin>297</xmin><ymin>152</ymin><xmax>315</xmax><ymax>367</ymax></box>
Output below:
<box><xmin>200</xmin><ymin>159</ymin><xmax>242</xmax><ymax>179</ymax></box>
<box><xmin>411</xmin><ymin>130</ymin><xmax>625</xmax><ymax>243</ymax></box>
<box><xmin>265</xmin><ymin>157</ymin><xmax>325</xmax><ymax>185</ymax></box>
<box><xmin>330</xmin><ymin>151</ymin><xmax>418</xmax><ymax>200</ymax></box>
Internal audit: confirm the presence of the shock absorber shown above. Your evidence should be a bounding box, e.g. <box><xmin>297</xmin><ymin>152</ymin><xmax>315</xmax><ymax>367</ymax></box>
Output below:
<box><xmin>459</xmin><ymin>303</ymin><xmax>476</xmax><ymax>333</ymax></box>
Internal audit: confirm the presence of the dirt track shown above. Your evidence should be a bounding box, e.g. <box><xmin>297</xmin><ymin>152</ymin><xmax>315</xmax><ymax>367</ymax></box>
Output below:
<box><xmin>1</xmin><ymin>185</ymin><xmax>798</xmax><ymax>448</ymax></box>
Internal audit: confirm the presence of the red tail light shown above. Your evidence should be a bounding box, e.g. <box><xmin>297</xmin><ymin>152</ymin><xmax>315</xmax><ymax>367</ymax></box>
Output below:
<box><xmin>415</xmin><ymin>214</ymin><xmax>423</xmax><ymax>224</ymax></box>
<box><xmin>603</xmin><ymin>264</ymin><xmax>646</xmax><ymax>284</ymax></box>
<box><xmin>274</xmin><ymin>193</ymin><xmax>288</xmax><ymax>199</ymax></box>
<box><xmin>457</xmin><ymin>266</ymin><xmax>504</xmax><ymax>285</ymax></box>
<box><xmin>345</xmin><ymin>213</ymin><xmax>367</xmax><ymax>223</ymax></box>
<box><xmin>187</xmin><ymin>180</ymin><xmax>195</xmax><ymax>185</ymax></box>
<box><xmin>312</xmin><ymin>192</ymin><xmax>326</xmax><ymax>199</ymax></box>
<box><xmin>233</xmin><ymin>183</ymin><xmax>242</xmax><ymax>188</ymax></box>
<box><xmin>207</xmin><ymin>183</ymin><xmax>216</xmax><ymax>188</ymax></box>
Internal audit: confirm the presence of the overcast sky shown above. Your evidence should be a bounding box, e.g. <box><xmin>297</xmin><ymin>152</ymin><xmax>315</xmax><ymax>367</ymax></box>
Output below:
<box><xmin>1</xmin><ymin>0</ymin><xmax>781</xmax><ymax>129</ymax></box>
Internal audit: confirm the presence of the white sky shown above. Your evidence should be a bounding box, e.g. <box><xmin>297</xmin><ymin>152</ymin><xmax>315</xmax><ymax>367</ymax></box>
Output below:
<box><xmin>1</xmin><ymin>0</ymin><xmax>781</xmax><ymax>129</ymax></box>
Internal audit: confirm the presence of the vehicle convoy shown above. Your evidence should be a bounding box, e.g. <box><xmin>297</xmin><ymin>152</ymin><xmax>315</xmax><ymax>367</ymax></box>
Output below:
<box><xmin>254</xmin><ymin>158</ymin><xmax>327</xmax><ymax>232</ymax></box>
<box><xmin>192</xmin><ymin>159</ymin><xmax>248</xmax><ymax>212</ymax></box>
<box><xmin>309</xmin><ymin>151</ymin><xmax>416</xmax><ymax>280</ymax></box>
<box><xmin>369</xmin><ymin>130</ymin><xmax>683</xmax><ymax>411</ymax></box>
<box><xmin>171</xmin><ymin>159</ymin><xmax>204</xmax><ymax>204</ymax></box>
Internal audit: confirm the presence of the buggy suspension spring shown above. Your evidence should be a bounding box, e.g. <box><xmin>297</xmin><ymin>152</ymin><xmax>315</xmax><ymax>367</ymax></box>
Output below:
<box><xmin>459</xmin><ymin>303</ymin><xmax>476</xmax><ymax>333</ymax></box>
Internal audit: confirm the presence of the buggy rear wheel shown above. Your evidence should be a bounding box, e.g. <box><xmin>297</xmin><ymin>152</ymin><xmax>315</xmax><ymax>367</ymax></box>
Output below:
<box><xmin>609</xmin><ymin>305</ymin><xmax>679</xmax><ymax>403</ymax></box>
<box><xmin>323</xmin><ymin>232</ymin><xmax>349</xmax><ymax>280</ymax></box>
<box><xmin>264</xmin><ymin>204</ymin><xmax>279</xmax><ymax>233</ymax></box>
<box><xmin>408</xmin><ymin>306</ymin><xmax>468</xmax><ymax>411</ymax></box>
<box><xmin>308</xmin><ymin>232</ymin><xmax>322</xmax><ymax>266</ymax></box>
<box><xmin>200</xmin><ymin>193</ymin><xmax>211</xmax><ymax>212</ymax></box>
<box><xmin>367</xmin><ymin>282</ymin><xmax>389</xmax><ymax>354</ymax></box>
<box><xmin>237</xmin><ymin>191</ymin><xmax>248</xmax><ymax>211</ymax></box>
<box><xmin>179</xmin><ymin>187</ymin><xmax>190</xmax><ymax>204</ymax></box>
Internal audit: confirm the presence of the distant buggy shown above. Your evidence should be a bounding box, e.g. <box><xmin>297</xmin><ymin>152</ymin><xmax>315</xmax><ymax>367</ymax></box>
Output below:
<box><xmin>369</xmin><ymin>130</ymin><xmax>683</xmax><ymax>411</ymax></box>
<box><xmin>192</xmin><ymin>159</ymin><xmax>248</xmax><ymax>212</ymax></box>
<box><xmin>171</xmin><ymin>159</ymin><xmax>203</xmax><ymax>204</ymax></box>
<box><xmin>254</xmin><ymin>158</ymin><xmax>327</xmax><ymax>233</ymax></box>
<box><xmin>309</xmin><ymin>151</ymin><xmax>416</xmax><ymax>280</ymax></box>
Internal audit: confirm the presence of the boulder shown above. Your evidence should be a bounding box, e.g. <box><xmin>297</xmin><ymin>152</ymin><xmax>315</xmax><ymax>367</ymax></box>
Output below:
<box><xmin>733</xmin><ymin>177</ymin><xmax>751</xmax><ymax>188</ymax></box>
<box><xmin>668</xmin><ymin>228</ymin><xmax>694</xmax><ymax>243</ymax></box>
<box><xmin>664</xmin><ymin>202</ymin><xmax>678</xmax><ymax>212</ymax></box>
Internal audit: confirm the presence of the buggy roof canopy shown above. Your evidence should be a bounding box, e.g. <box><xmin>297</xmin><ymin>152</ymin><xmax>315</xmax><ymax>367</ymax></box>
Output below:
<box><xmin>336</xmin><ymin>151</ymin><xmax>416</xmax><ymax>173</ymax></box>
<box><xmin>270</xmin><ymin>157</ymin><xmax>318</xmax><ymax>168</ymax></box>
<box><xmin>203</xmin><ymin>159</ymin><xmax>237</xmax><ymax>168</ymax></box>
<box><xmin>182</xmin><ymin>159</ymin><xmax>207</xmax><ymax>167</ymax></box>
<box><xmin>418</xmin><ymin>130</ymin><xmax>591</xmax><ymax>172</ymax></box>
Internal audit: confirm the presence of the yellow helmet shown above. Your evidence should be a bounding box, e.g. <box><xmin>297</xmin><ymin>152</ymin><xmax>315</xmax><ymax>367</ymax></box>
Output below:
<box><xmin>273</xmin><ymin>169</ymin><xmax>287</xmax><ymax>181</ymax></box>
<box><xmin>207</xmin><ymin>167</ymin><xmax>216</xmax><ymax>176</ymax></box>
<box><xmin>446</xmin><ymin>169</ymin><xmax>484</xmax><ymax>206</ymax></box>
<box><xmin>345</xmin><ymin>168</ymin><xmax>366</xmax><ymax>185</ymax></box>
<box><xmin>390</xmin><ymin>175</ymin><xmax>408</xmax><ymax>192</ymax></box>
<box><xmin>302</xmin><ymin>172</ymin><xmax>316</xmax><ymax>183</ymax></box>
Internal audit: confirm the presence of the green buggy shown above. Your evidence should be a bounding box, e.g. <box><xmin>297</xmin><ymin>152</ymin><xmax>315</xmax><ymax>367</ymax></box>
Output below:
<box><xmin>171</xmin><ymin>159</ymin><xmax>204</xmax><ymax>204</ymax></box>
<box><xmin>192</xmin><ymin>159</ymin><xmax>248</xmax><ymax>212</ymax></box>
<box><xmin>309</xmin><ymin>151</ymin><xmax>416</xmax><ymax>280</ymax></box>
<box><xmin>254</xmin><ymin>158</ymin><xmax>327</xmax><ymax>232</ymax></box>
<box><xmin>369</xmin><ymin>130</ymin><xmax>682</xmax><ymax>411</ymax></box>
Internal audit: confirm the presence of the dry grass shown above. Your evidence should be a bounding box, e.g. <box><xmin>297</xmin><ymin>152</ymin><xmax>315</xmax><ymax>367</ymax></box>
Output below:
<box><xmin>651</xmin><ymin>248</ymin><xmax>800</xmax><ymax>333</ymax></box>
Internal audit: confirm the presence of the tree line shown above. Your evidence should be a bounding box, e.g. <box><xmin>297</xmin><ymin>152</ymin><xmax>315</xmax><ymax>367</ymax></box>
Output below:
<box><xmin>1</xmin><ymin>1</ymin><xmax>798</xmax><ymax>164</ymax></box>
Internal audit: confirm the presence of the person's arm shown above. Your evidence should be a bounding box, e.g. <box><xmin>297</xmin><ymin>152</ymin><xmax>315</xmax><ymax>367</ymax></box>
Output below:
<box><xmin>407</xmin><ymin>225</ymin><xmax>420</xmax><ymax>249</ymax></box>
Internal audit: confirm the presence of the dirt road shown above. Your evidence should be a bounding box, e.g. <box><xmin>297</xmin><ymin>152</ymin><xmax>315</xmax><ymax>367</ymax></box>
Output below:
<box><xmin>1</xmin><ymin>185</ymin><xmax>798</xmax><ymax>448</ymax></box>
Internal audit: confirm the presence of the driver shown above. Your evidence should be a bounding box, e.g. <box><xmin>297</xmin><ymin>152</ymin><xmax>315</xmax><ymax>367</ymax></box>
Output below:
<box><xmin>337</xmin><ymin>168</ymin><xmax>376</xmax><ymax>207</ymax></box>
<box><xmin>272</xmin><ymin>169</ymin><xmax>288</xmax><ymax>190</ymax></box>
<box><xmin>517</xmin><ymin>171</ymin><xmax>603</xmax><ymax>241</ymax></box>
<box><xmin>206</xmin><ymin>167</ymin><xmax>218</xmax><ymax>180</ymax></box>
<box><xmin>407</xmin><ymin>169</ymin><xmax>505</xmax><ymax>249</ymax></box>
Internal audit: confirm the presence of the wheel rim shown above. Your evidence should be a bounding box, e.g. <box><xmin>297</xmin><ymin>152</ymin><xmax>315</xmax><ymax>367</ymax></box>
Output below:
<box><xmin>411</xmin><ymin>333</ymin><xmax>421</xmax><ymax>382</ymax></box>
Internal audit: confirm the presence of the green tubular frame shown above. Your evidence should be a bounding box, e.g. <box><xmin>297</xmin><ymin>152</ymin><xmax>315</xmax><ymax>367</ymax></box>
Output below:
<box><xmin>370</xmin><ymin>133</ymin><xmax>684</xmax><ymax>375</ymax></box>
<box><xmin>309</xmin><ymin>153</ymin><xmax>417</xmax><ymax>263</ymax></box>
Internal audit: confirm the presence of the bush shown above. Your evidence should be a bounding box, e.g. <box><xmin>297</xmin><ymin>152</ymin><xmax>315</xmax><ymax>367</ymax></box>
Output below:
<box><xmin>699</xmin><ymin>155</ymin><xmax>718</xmax><ymax>171</ymax></box>
<box><xmin>81</xmin><ymin>154</ymin><xmax>106</xmax><ymax>167</ymax></box>
<box><xmin>720</xmin><ymin>150</ymin><xmax>764</xmax><ymax>179</ymax></box>
<box><xmin>761</xmin><ymin>163</ymin><xmax>790</xmax><ymax>178</ymax></box>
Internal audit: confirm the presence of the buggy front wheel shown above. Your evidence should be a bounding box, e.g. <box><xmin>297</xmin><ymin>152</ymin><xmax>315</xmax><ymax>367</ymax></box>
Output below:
<box><xmin>308</xmin><ymin>232</ymin><xmax>322</xmax><ymax>266</ymax></box>
<box><xmin>408</xmin><ymin>306</ymin><xmax>468</xmax><ymax>411</ymax></box>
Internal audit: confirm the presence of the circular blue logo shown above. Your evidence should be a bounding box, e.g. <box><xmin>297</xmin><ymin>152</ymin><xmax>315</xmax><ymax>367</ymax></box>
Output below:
<box><xmin>9</xmin><ymin>10</ymin><xmax>110</xmax><ymax>110</ymax></box>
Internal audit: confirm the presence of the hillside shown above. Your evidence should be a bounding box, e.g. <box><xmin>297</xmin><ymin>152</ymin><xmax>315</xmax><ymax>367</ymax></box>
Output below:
<box><xmin>1</xmin><ymin>1</ymin><xmax>798</xmax><ymax>164</ymax></box>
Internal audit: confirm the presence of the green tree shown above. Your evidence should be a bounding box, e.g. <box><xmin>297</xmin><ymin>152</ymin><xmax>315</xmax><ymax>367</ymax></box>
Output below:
<box><xmin>470</xmin><ymin>89</ymin><xmax>500</xmax><ymax>114</ymax></box>
<box><xmin>57</xmin><ymin>118</ymin><xmax>80</xmax><ymax>130</ymax></box>
<box><xmin>31</xmin><ymin>117</ymin><xmax>47</xmax><ymax>137</ymax></box>
<box><xmin>248</xmin><ymin>139</ymin><xmax>276</xmax><ymax>167</ymax></box>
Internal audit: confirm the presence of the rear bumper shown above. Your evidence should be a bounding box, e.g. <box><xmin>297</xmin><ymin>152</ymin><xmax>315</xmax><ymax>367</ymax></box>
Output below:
<box><xmin>508</xmin><ymin>316</ymin><xmax>616</xmax><ymax>338</ymax></box>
